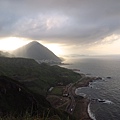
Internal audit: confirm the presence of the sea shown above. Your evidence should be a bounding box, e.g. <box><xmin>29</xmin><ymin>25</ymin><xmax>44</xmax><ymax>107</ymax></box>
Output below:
<box><xmin>61</xmin><ymin>56</ymin><xmax>120</xmax><ymax>120</ymax></box>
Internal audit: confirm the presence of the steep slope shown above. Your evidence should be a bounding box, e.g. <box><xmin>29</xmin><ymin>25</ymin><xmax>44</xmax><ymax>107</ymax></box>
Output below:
<box><xmin>0</xmin><ymin>75</ymin><xmax>51</xmax><ymax>116</ymax></box>
<box><xmin>13</xmin><ymin>41</ymin><xmax>61</xmax><ymax>62</ymax></box>
<box><xmin>0</xmin><ymin>75</ymin><xmax>74</xmax><ymax>120</ymax></box>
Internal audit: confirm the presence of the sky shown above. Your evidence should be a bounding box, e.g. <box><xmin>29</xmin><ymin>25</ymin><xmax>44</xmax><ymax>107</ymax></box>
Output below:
<box><xmin>0</xmin><ymin>0</ymin><xmax>120</xmax><ymax>57</ymax></box>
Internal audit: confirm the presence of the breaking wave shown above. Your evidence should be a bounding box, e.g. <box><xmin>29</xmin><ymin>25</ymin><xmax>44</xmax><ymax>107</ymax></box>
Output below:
<box><xmin>88</xmin><ymin>102</ymin><xmax>96</xmax><ymax>120</ymax></box>
<box><xmin>102</xmin><ymin>99</ymin><xmax>113</xmax><ymax>104</ymax></box>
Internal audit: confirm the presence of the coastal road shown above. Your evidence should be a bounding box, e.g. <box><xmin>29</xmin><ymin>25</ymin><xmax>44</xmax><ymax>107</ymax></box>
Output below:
<box><xmin>66</xmin><ymin>76</ymin><xmax>87</xmax><ymax>114</ymax></box>
<box><xmin>65</xmin><ymin>83</ymin><xmax>76</xmax><ymax>114</ymax></box>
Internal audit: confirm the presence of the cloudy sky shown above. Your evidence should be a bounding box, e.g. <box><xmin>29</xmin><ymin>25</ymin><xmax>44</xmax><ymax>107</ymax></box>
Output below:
<box><xmin>0</xmin><ymin>0</ymin><xmax>120</xmax><ymax>56</ymax></box>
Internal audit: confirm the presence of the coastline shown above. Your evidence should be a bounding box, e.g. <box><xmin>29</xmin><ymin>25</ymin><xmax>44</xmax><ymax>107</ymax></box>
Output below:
<box><xmin>47</xmin><ymin>73</ymin><xmax>100</xmax><ymax>120</ymax></box>
<box><xmin>73</xmin><ymin>75</ymin><xmax>98</xmax><ymax>120</ymax></box>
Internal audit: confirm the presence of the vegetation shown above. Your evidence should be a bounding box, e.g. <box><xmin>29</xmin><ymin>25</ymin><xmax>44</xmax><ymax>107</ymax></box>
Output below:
<box><xmin>0</xmin><ymin>57</ymin><xmax>81</xmax><ymax>119</ymax></box>
<box><xmin>0</xmin><ymin>114</ymin><xmax>70</xmax><ymax>120</ymax></box>
<box><xmin>0</xmin><ymin>57</ymin><xmax>81</xmax><ymax>95</ymax></box>
<box><xmin>0</xmin><ymin>75</ymin><xmax>74</xmax><ymax>120</ymax></box>
<box><xmin>50</xmin><ymin>87</ymin><xmax>63</xmax><ymax>96</ymax></box>
<box><xmin>0</xmin><ymin>57</ymin><xmax>82</xmax><ymax>120</ymax></box>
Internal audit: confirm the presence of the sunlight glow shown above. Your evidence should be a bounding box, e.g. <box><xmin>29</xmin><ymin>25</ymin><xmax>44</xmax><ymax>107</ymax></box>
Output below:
<box><xmin>0</xmin><ymin>37</ymin><xmax>64</xmax><ymax>56</ymax></box>
<box><xmin>102</xmin><ymin>34</ymin><xmax>119</xmax><ymax>43</ymax></box>
<box><xmin>41</xmin><ymin>43</ymin><xmax>64</xmax><ymax>56</ymax></box>
<box><xmin>88</xmin><ymin>34</ymin><xmax>120</xmax><ymax>55</ymax></box>
<box><xmin>0</xmin><ymin>37</ymin><xmax>32</xmax><ymax>51</ymax></box>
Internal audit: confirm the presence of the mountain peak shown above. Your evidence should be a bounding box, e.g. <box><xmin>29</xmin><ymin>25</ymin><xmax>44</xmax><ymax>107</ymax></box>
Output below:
<box><xmin>27</xmin><ymin>41</ymin><xmax>43</xmax><ymax>47</ymax></box>
<box><xmin>30</xmin><ymin>41</ymin><xmax>40</xmax><ymax>45</ymax></box>
<box><xmin>13</xmin><ymin>41</ymin><xmax>61</xmax><ymax>62</ymax></box>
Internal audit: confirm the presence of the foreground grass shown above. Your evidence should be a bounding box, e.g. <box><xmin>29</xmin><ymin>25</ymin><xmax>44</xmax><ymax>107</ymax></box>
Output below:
<box><xmin>0</xmin><ymin>111</ymin><xmax>71</xmax><ymax>120</ymax></box>
<box><xmin>0</xmin><ymin>114</ymin><xmax>69</xmax><ymax>120</ymax></box>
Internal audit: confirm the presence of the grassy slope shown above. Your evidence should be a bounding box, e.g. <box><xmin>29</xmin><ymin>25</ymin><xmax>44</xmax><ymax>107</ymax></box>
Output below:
<box><xmin>0</xmin><ymin>57</ymin><xmax>81</xmax><ymax>95</ymax></box>
<box><xmin>0</xmin><ymin>75</ymin><xmax>50</xmax><ymax>115</ymax></box>
<box><xmin>0</xmin><ymin>75</ymin><xmax>74</xmax><ymax>120</ymax></box>
<box><xmin>0</xmin><ymin>57</ymin><xmax>80</xmax><ymax>119</ymax></box>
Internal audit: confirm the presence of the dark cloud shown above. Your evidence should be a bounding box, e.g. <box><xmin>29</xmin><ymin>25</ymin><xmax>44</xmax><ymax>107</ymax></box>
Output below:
<box><xmin>0</xmin><ymin>0</ymin><xmax>120</xmax><ymax>45</ymax></box>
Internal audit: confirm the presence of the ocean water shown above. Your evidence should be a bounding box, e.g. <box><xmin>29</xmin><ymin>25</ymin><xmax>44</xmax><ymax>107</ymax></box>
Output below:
<box><xmin>62</xmin><ymin>56</ymin><xmax>120</xmax><ymax>120</ymax></box>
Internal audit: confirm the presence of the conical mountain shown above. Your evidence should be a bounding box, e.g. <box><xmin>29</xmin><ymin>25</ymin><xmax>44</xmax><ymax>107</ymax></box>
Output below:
<box><xmin>13</xmin><ymin>41</ymin><xmax>61</xmax><ymax>62</ymax></box>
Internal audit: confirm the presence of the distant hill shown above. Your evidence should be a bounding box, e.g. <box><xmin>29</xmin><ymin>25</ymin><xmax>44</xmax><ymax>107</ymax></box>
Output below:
<box><xmin>13</xmin><ymin>41</ymin><xmax>61</xmax><ymax>62</ymax></box>
<box><xmin>0</xmin><ymin>51</ymin><xmax>14</xmax><ymax>57</ymax></box>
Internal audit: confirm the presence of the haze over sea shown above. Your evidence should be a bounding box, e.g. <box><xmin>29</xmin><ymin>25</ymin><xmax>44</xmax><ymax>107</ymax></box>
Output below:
<box><xmin>62</xmin><ymin>55</ymin><xmax>120</xmax><ymax>120</ymax></box>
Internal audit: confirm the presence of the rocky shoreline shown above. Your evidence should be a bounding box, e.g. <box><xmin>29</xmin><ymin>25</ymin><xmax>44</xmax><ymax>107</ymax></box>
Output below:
<box><xmin>47</xmin><ymin>74</ymin><xmax>102</xmax><ymax>120</ymax></box>
<box><xmin>73</xmin><ymin>75</ymin><xmax>102</xmax><ymax>120</ymax></box>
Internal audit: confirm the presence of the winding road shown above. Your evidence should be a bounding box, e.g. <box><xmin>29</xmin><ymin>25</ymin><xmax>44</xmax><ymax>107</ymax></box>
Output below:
<box><xmin>65</xmin><ymin>83</ymin><xmax>76</xmax><ymax>114</ymax></box>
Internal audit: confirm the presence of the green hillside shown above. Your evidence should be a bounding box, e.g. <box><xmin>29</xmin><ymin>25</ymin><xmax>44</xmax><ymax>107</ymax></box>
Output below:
<box><xmin>0</xmin><ymin>75</ymin><xmax>50</xmax><ymax>115</ymax></box>
<box><xmin>0</xmin><ymin>75</ymin><xmax>74</xmax><ymax>120</ymax></box>
<box><xmin>0</xmin><ymin>57</ymin><xmax>81</xmax><ymax>95</ymax></box>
